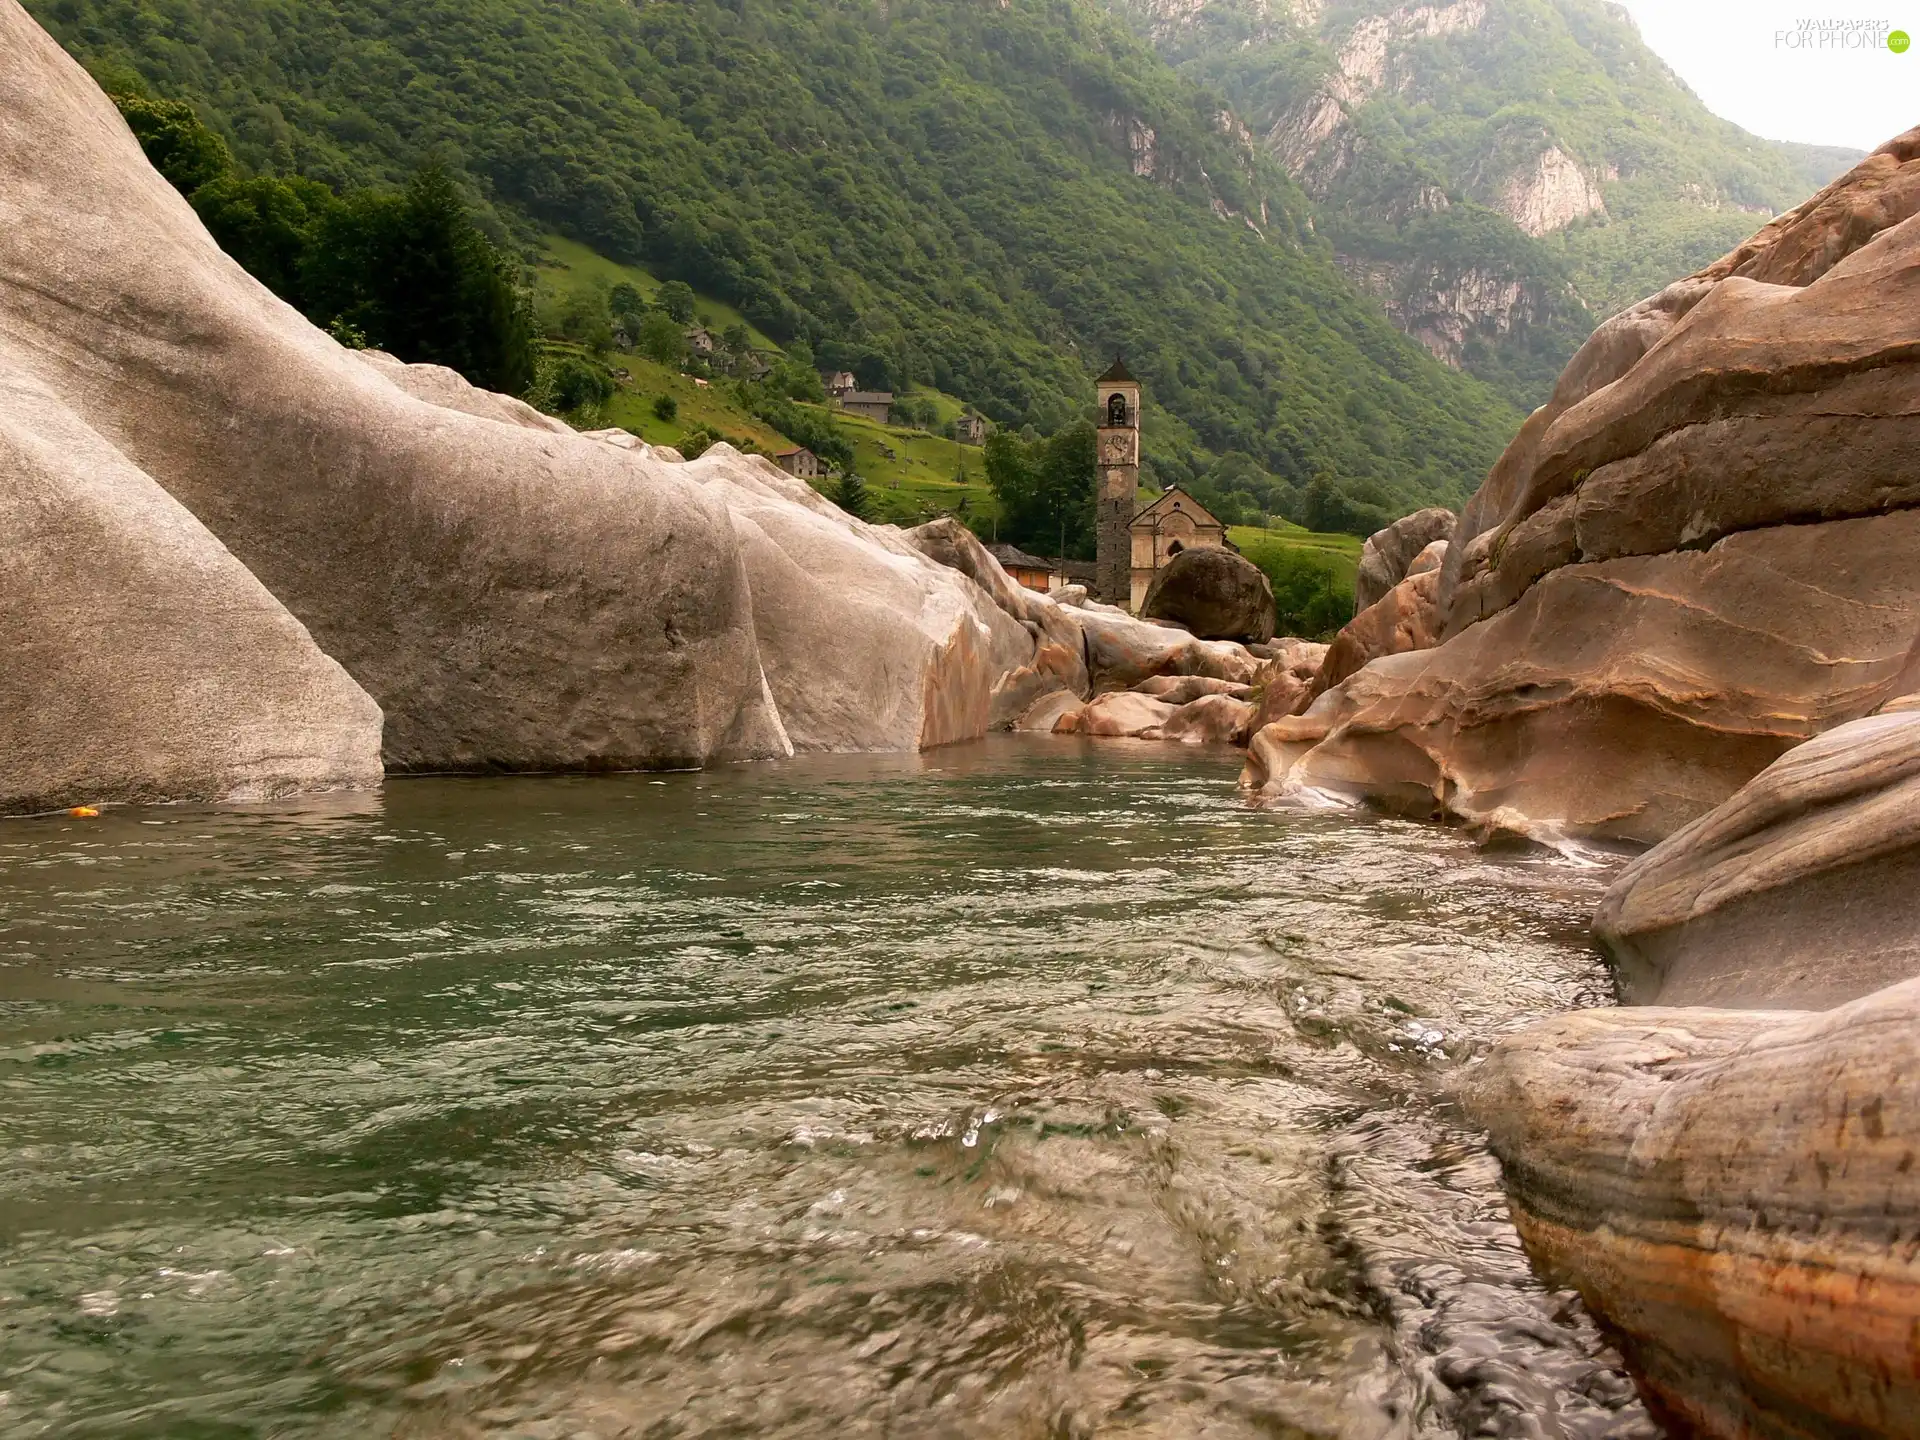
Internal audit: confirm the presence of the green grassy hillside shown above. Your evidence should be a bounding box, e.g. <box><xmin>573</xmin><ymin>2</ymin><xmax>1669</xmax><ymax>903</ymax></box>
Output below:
<box><xmin>33</xmin><ymin>0</ymin><xmax>1525</xmax><ymax>529</ymax></box>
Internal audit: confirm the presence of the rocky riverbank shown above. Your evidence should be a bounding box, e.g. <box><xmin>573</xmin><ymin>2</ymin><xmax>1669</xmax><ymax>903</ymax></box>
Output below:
<box><xmin>1235</xmin><ymin>128</ymin><xmax>1920</xmax><ymax>1437</ymax></box>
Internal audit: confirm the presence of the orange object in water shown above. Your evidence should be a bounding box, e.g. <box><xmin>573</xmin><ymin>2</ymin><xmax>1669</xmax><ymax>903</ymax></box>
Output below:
<box><xmin>68</xmin><ymin>806</ymin><xmax>100</xmax><ymax>818</ymax></box>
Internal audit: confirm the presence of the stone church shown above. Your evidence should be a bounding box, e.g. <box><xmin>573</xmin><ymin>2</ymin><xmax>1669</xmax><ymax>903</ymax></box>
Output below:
<box><xmin>1094</xmin><ymin>359</ymin><xmax>1229</xmax><ymax>610</ymax></box>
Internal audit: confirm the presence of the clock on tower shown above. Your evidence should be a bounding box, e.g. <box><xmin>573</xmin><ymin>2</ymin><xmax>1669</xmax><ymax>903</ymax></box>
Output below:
<box><xmin>1094</xmin><ymin>356</ymin><xmax>1141</xmax><ymax>608</ymax></box>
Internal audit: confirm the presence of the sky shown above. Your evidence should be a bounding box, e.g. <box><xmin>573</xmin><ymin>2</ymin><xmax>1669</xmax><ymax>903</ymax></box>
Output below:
<box><xmin>1614</xmin><ymin>0</ymin><xmax>1917</xmax><ymax>150</ymax></box>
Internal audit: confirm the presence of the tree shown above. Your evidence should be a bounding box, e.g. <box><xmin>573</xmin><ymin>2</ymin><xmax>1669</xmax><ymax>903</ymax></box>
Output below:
<box><xmin>189</xmin><ymin>173</ymin><xmax>339</xmax><ymax>302</ymax></box>
<box><xmin>831</xmin><ymin>471</ymin><xmax>874</xmax><ymax>522</ymax></box>
<box><xmin>111</xmin><ymin>93</ymin><xmax>232</xmax><ymax>194</ymax></box>
<box><xmin>609</xmin><ymin>282</ymin><xmax>646</xmax><ymax>321</ymax></box>
<box><xmin>298</xmin><ymin>166</ymin><xmax>536</xmax><ymax>396</ymax></box>
<box><xmin>540</xmin><ymin>354</ymin><xmax>615</xmax><ymax>415</ymax></box>
<box><xmin>985</xmin><ymin>423</ymin><xmax>1094</xmax><ymax>558</ymax></box>
<box><xmin>637</xmin><ymin>310</ymin><xmax>687</xmax><ymax>367</ymax></box>
<box><xmin>657</xmin><ymin>280</ymin><xmax>696</xmax><ymax>324</ymax></box>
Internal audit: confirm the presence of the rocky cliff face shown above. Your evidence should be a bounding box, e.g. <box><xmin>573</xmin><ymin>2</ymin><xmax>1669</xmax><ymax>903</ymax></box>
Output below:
<box><xmin>1103</xmin><ymin>0</ymin><xmax>1859</xmax><ymax>407</ymax></box>
<box><xmin>1244</xmin><ymin>128</ymin><xmax>1920</xmax><ymax>847</ymax></box>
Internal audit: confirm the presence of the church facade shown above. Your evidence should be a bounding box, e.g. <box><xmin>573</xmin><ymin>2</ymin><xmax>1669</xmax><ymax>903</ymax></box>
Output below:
<box><xmin>1128</xmin><ymin>487</ymin><xmax>1229</xmax><ymax>611</ymax></box>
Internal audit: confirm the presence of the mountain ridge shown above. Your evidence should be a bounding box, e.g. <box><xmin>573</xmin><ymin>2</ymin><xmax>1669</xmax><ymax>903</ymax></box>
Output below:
<box><xmin>1102</xmin><ymin>0</ymin><xmax>1864</xmax><ymax>404</ymax></box>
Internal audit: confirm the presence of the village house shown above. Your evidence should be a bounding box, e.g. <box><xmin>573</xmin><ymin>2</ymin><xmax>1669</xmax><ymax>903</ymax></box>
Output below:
<box><xmin>839</xmin><ymin>390</ymin><xmax>894</xmax><ymax>425</ymax></box>
<box><xmin>686</xmin><ymin>326</ymin><xmax>717</xmax><ymax>356</ymax></box>
<box><xmin>822</xmin><ymin>370</ymin><xmax>857</xmax><ymax>398</ymax></box>
<box><xmin>987</xmin><ymin>543</ymin><xmax>1054</xmax><ymax>592</ymax></box>
<box><xmin>954</xmin><ymin>413</ymin><xmax>987</xmax><ymax>445</ymax></box>
<box><xmin>1128</xmin><ymin>486</ymin><xmax>1229</xmax><ymax>611</ymax></box>
<box><xmin>773</xmin><ymin>446</ymin><xmax>820</xmax><ymax>479</ymax></box>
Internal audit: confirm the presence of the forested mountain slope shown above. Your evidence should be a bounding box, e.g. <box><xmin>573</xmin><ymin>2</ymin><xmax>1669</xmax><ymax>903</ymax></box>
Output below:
<box><xmin>1103</xmin><ymin>0</ymin><xmax>1861</xmax><ymax>405</ymax></box>
<box><xmin>30</xmin><ymin>0</ymin><xmax>1527</xmax><ymax>531</ymax></box>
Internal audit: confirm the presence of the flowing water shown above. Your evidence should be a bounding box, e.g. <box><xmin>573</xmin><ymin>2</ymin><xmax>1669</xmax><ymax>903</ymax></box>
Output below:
<box><xmin>0</xmin><ymin>737</ymin><xmax>1656</xmax><ymax>1439</ymax></box>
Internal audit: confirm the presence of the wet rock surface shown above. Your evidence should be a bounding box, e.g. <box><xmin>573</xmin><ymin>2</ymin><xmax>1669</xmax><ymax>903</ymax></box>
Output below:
<box><xmin>1470</xmin><ymin>982</ymin><xmax>1920</xmax><ymax>1440</ymax></box>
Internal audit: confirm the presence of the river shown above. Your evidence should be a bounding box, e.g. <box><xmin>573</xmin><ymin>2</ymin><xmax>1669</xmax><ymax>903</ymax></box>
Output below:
<box><xmin>0</xmin><ymin>736</ymin><xmax>1654</xmax><ymax>1438</ymax></box>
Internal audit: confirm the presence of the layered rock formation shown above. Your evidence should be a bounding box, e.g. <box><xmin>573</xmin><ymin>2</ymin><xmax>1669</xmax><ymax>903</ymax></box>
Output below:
<box><xmin>1596</xmin><ymin>701</ymin><xmax>1920</xmax><ymax>1009</ymax></box>
<box><xmin>1311</xmin><ymin>539</ymin><xmax>1445</xmax><ymax>699</ymax></box>
<box><xmin>1245</xmin><ymin>129</ymin><xmax>1920</xmax><ymax>845</ymax></box>
<box><xmin>1469</xmin><ymin>983</ymin><xmax>1920</xmax><ymax>1439</ymax></box>
<box><xmin>1139</xmin><ymin>546</ymin><xmax>1276</xmax><ymax>643</ymax></box>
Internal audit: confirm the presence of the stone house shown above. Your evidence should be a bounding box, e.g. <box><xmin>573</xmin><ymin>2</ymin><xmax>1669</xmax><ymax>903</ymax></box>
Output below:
<box><xmin>954</xmin><ymin>414</ymin><xmax>987</xmax><ymax>445</ymax></box>
<box><xmin>774</xmin><ymin>446</ymin><xmax>820</xmax><ymax>479</ymax></box>
<box><xmin>822</xmin><ymin>370</ymin><xmax>857</xmax><ymax>398</ymax></box>
<box><xmin>840</xmin><ymin>390</ymin><xmax>893</xmax><ymax>425</ymax></box>
<box><xmin>686</xmin><ymin>326</ymin><xmax>717</xmax><ymax>356</ymax></box>
<box><xmin>1129</xmin><ymin>487</ymin><xmax>1228</xmax><ymax>611</ymax></box>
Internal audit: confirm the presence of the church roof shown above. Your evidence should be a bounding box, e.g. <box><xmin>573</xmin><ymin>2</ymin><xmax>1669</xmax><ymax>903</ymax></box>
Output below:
<box><xmin>1130</xmin><ymin>486</ymin><xmax>1225</xmax><ymax>530</ymax></box>
<box><xmin>1096</xmin><ymin>354</ymin><xmax>1136</xmax><ymax>384</ymax></box>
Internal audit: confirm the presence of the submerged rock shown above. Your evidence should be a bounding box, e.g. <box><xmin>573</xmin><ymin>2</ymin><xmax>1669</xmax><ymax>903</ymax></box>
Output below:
<box><xmin>1140</xmin><ymin>547</ymin><xmax>1276</xmax><ymax>644</ymax></box>
<box><xmin>1469</xmin><ymin>982</ymin><xmax>1920</xmax><ymax>1440</ymax></box>
<box><xmin>1</xmin><ymin>360</ymin><xmax>382</xmax><ymax>815</ymax></box>
<box><xmin>1246</xmin><ymin>128</ymin><xmax>1920</xmax><ymax>845</ymax></box>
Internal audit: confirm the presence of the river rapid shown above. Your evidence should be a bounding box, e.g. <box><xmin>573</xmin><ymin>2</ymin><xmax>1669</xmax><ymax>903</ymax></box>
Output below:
<box><xmin>0</xmin><ymin>736</ymin><xmax>1655</xmax><ymax>1438</ymax></box>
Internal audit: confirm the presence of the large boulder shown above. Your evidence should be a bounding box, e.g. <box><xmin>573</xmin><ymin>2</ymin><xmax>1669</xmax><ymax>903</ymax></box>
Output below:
<box><xmin>1308</xmin><ymin>539</ymin><xmax>1446</xmax><ymax>700</ymax></box>
<box><xmin>1075</xmin><ymin>606</ymin><xmax>1262</xmax><ymax>692</ymax></box>
<box><xmin>0</xmin><ymin>9</ymin><xmax>783</xmax><ymax>774</ymax></box>
<box><xmin>1595</xmin><ymin>701</ymin><xmax>1920</xmax><ymax>1009</ymax></box>
<box><xmin>1052</xmin><ymin>691</ymin><xmax>1177</xmax><ymax>738</ymax></box>
<box><xmin>1246</xmin><ymin>128</ymin><xmax>1920</xmax><ymax>845</ymax></box>
<box><xmin>1469</xmin><ymin>981</ymin><xmax>1920</xmax><ymax>1440</ymax></box>
<box><xmin>1139</xmin><ymin>546</ymin><xmax>1276</xmax><ymax>644</ymax></box>
<box><xmin>1</xmin><ymin>359</ymin><xmax>382</xmax><ymax>814</ymax></box>
<box><xmin>1354</xmin><ymin>507</ymin><xmax>1455</xmax><ymax>612</ymax></box>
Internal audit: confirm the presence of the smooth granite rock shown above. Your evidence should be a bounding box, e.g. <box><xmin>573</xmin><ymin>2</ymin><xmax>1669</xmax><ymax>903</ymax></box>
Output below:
<box><xmin>1469</xmin><ymin>981</ymin><xmax>1920</xmax><ymax>1439</ymax></box>
<box><xmin>1140</xmin><ymin>546</ymin><xmax>1276</xmax><ymax>644</ymax></box>
<box><xmin>1</xmin><ymin>358</ymin><xmax>382</xmax><ymax>814</ymax></box>
<box><xmin>1053</xmin><ymin>691</ymin><xmax>1177</xmax><ymax>738</ymax></box>
<box><xmin>0</xmin><ymin>7</ymin><xmax>1069</xmax><ymax>780</ymax></box>
<box><xmin>1354</xmin><ymin>507</ymin><xmax>1455</xmax><ymax>612</ymax></box>
<box><xmin>1131</xmin><ymin>674</ymin><xmax>1251</xmax><ymax>705</ymax></box>
<box><xmin>1152</xmin><ymin>693</ymin><xmax>1256</xmax><ymax>745</ymax></box>
<box><xmin>0</xmin><ymin>8</ymin><xmax>788</xmax><ymax>774</ymax></box>
<box><xmin>1596</xmin><ymin>703</ymin><xmax>1920</xmax><ymax>1008</ymax></box>
<box><xmin>1310</xmin><ymin>540</ymin><xmax>1447</xmax><ymax>700</ymax></box>
<box><xmin>1243</xmin><ymin>639</ymin><xmax>1330</xmax><ymax>734</ymax></box>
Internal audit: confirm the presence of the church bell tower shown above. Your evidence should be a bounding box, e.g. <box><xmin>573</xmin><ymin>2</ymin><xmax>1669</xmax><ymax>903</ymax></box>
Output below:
<box><xmin>1094</xmin><ymin>357</ymin><xmax>1140</xmax><ymax>608</ymax></box>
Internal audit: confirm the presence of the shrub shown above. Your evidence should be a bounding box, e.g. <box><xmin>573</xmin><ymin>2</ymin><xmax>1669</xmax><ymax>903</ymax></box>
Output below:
<box><xmin>652</xmin><ymin>393</ymin><xmax>678</xmax><ymax>422</ymax></box>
